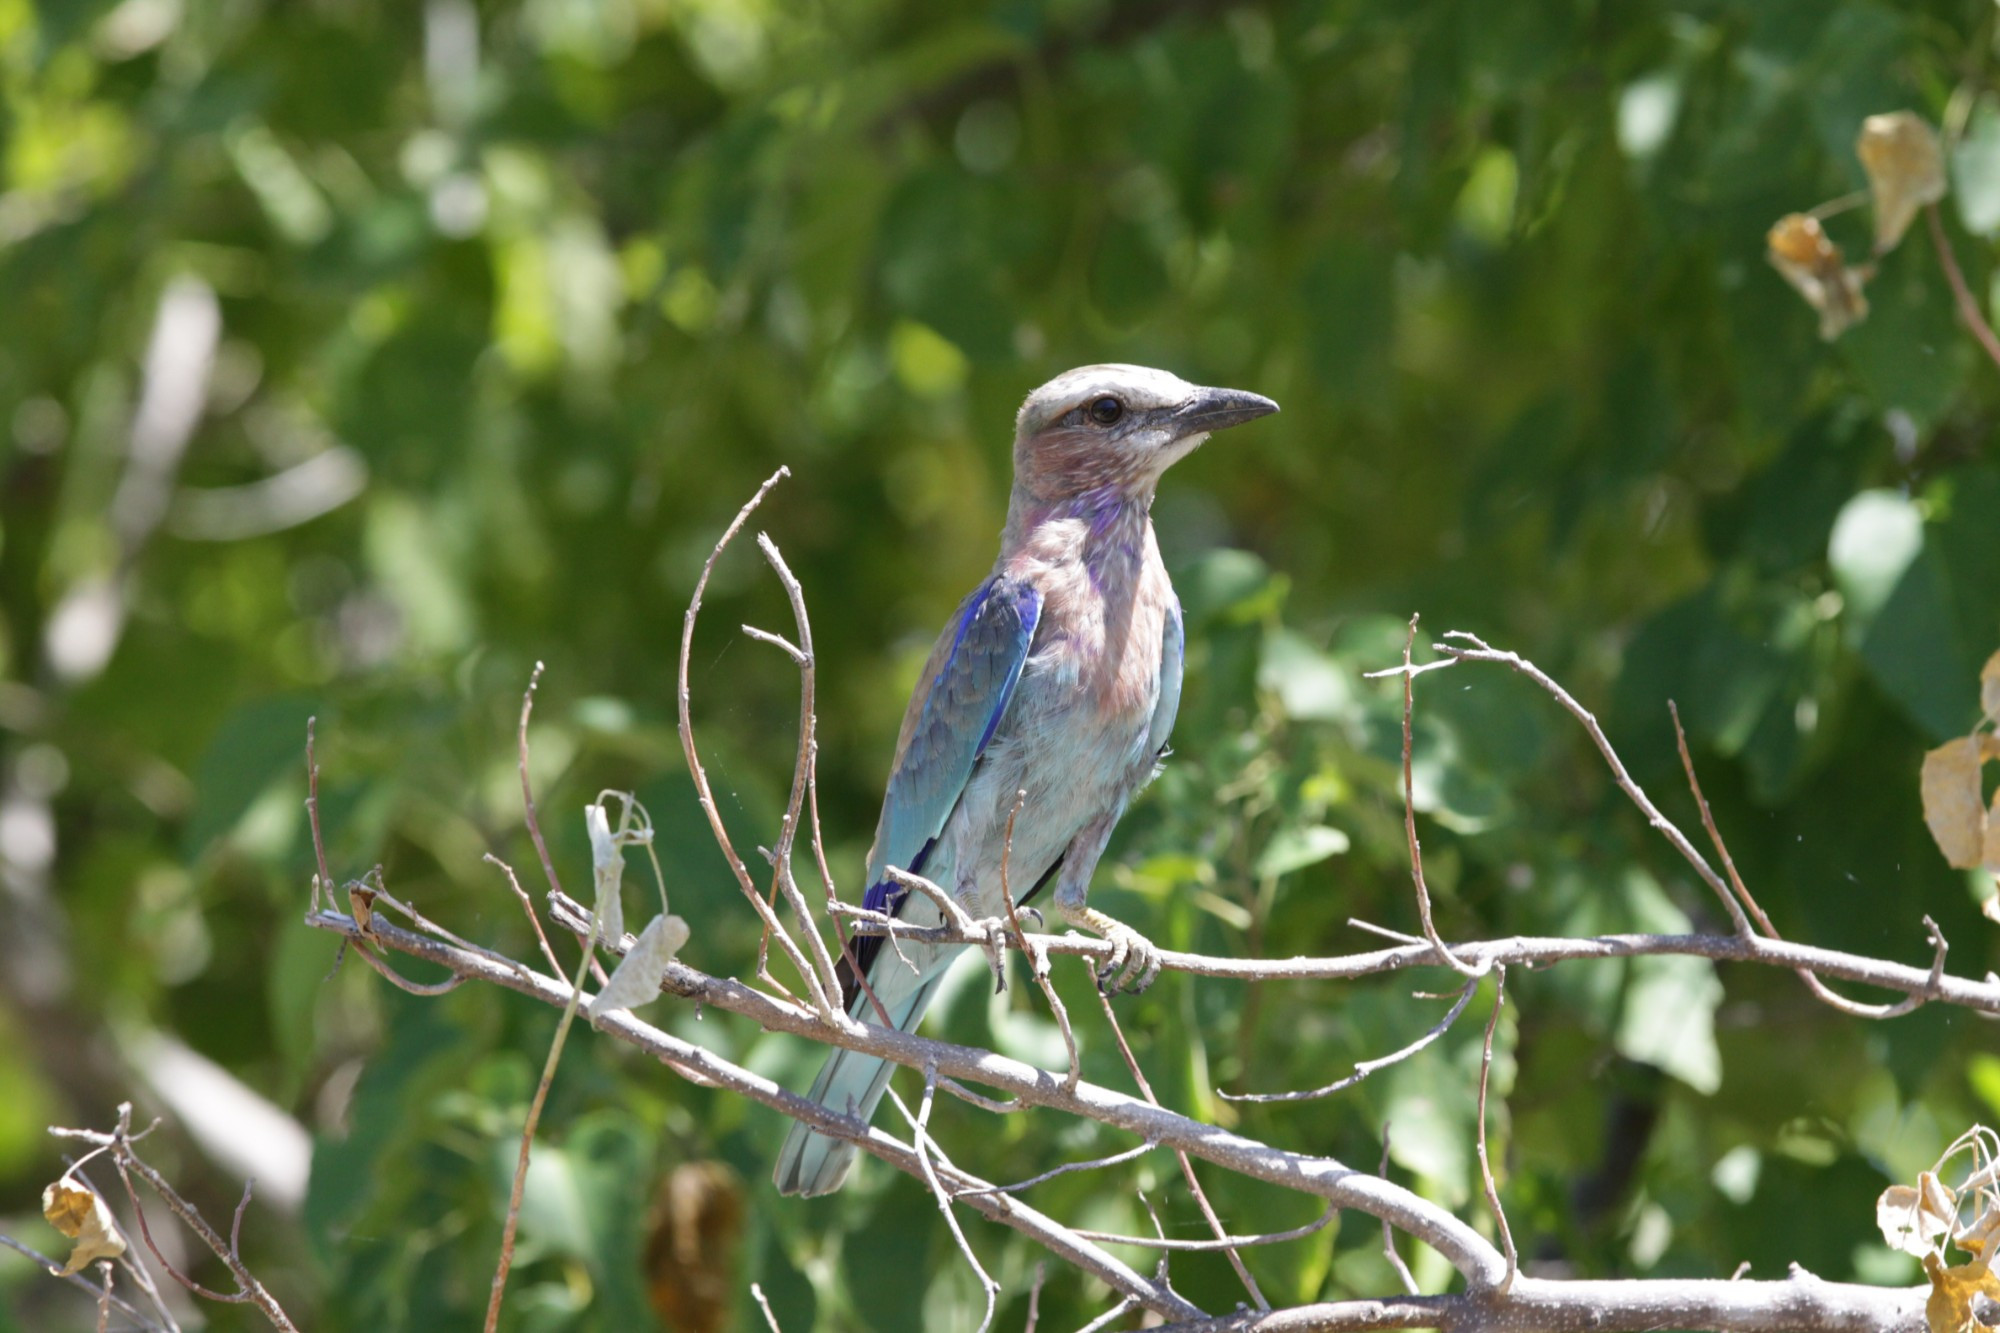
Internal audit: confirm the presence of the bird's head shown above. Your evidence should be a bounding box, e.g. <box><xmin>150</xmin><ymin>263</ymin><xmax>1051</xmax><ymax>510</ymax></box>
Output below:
<box><xmin>1010</xmin><ymin>364</ymin><xmax>1279</xmax><ymax>504</ymax></box>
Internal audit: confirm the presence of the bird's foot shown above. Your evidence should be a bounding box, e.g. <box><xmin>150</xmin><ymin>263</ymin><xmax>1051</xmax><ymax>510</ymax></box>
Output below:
<box><xmin>1065</xmin><ymin>907</ymin><xmax>1162</xmax><ymax>995</ymax></box>
<box><xmin>975</xmin><ymin>916</ymin><xmax>1012</xmax><ymax>994</ymax></box>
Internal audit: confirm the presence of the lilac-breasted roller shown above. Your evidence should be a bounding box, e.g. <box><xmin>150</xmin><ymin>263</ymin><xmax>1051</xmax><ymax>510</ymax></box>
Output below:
<box><xmin>774</xmin><ymin>365</ymin><xmax>1278</xmax><ymax>1196</ymax></box>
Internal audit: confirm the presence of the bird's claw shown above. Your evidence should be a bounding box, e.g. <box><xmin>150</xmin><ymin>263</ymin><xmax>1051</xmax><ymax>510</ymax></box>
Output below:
<box><xmin>1092</xmin><ymin>920</ymin><xmax>1162</xmax><ymax>995</ymax></box>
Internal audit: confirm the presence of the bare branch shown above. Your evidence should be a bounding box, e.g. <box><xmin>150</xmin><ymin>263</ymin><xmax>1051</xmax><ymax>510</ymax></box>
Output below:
<box><xmin>308</xmin><ymin>906</ymin><xmax>1202</xmax><ymax>1319</ymax></box>
<box><xmin>1146</xmin><ymin>1268</ymin><xmax>1925</xmax><ymax>1332</ymax></box>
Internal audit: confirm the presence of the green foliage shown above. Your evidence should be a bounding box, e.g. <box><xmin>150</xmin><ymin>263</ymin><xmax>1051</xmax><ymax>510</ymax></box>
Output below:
<box><xmin>3</xmin><ymin>0</ymin><xmax>1999</xmax><ymax>1328</ymax></box>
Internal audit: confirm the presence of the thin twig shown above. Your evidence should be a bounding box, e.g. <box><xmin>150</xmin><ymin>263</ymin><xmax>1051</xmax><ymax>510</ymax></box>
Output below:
<box><xmin>1096</xmin><ymin>989</ymin><xmax>1269</xmax><ymax>1311</ymax></box>
<box><xmin>0</xmin><ymin>1235</ymin><xmax>160</xmax><ymax>1330</ymax></box>
<box><xmin>889</xmin><ymin>1068</ymin><xmax>1001</xmax><ymax>1333</ymax></box>
<box><xmin>1024</xmin><ymin>1262</ymin><xmax>1046</xmax><ymax>1333</ymax></box>
<box><xmin>1221</xmin><ymin>968</ymin><xmax>1486</xmax><ymax>1104</ymax></box>
<box><xmin>748</xmin><ymin>531</ymin><xmax>848</xmax><ymax>1008</ymax></box>
<box><xmin>1379</xmin><ymin>1128</ymin><xmax>1419</xmax><ymax>1296</ymax></box>
<box><xmin>674</xmin><ymin>470</ymin><xmax>831</xmax><ymax>1016</ymax></box>
<box><xmin>1927</xmin><ymin>201</ymin><xmax>2000</xmax><ymax>374</ymax></box>
<box><xmin>349</xmin><ymin>940</ymin><xmax>467</xmax><ymax>996</ymax></box>
<box><xmin>78</xmin><ymin>1105</ymin><xmax>298</xmax><ymax>1328</ymax></box>
<box><xmin>1073</xmin><ymin>1203</ymin><xmax>1339</xmax><ymax>1251</ymax></box>
<box><xmin>484</xmin><ymin>903</ymin><xmax>596</xmax><ymax>1332</ymax></box>
<box><xmin>1003</xmin><ymin>788</ymin><xmax>1080</xmax><ymax>1093</ymax></box>
<box><xmin>1673</xmin><ymin>697</ymin><xmax>1947</xmax><ymax>1020</ymax></box>
<box><xmin>1475</xmin><ymin>968</ymin><xmax>1517</xmax><ymax>1293</ymax></box>
<box><xmin>1391</xmin><ymin>616</ymin><xmax>1475</xmax><ymax>976</ymax></box>
<box><xmin>750</xmin><ymin>1282</ymin><xmax>783</xmax><ymax>1332</ymax></box>
<box><xmin>1666</xmin><ymin>702</ymin><xmax>1756</xmax><ymax>937</ymax></box>
<box><xmin>956</xmin><ymin>1141</ymin><xmax>1160</xmax><ymax>1198</ymax></box>
<box><xmin>305</xmin><ymin>718</ymin><xmax>331</xmax><ymax>915</ymax></box>
<box><xmin>486</xmin><ymin>853</ymin><xmax>565</xmax><ymax>977</ymax></box>
<box><xmin>1429</xmin><ymin>634</ymin><xmax>1747</xmax><ymax>947</ymax></box>
<box><xmin>1075</xmin><ymin>1297</ymin><xmax>1139</xmax><ymax>1333</ymax></box>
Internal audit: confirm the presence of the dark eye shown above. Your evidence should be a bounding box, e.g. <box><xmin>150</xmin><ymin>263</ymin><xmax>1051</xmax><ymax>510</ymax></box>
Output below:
<box><xmin>1087</xmin><ymin>396</ymin><xmax>1123</xmax><ymax>426</ymax></box>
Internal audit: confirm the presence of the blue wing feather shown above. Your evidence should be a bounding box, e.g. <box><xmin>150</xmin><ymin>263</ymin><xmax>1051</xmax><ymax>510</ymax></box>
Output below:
<box><xmin>857</xmin><ymin>576</ymin><xmax>1041</xmax><ymax>928</ymax></box>
<box><xmin>1147</xmin><ymin>594</ymin><xmax>1184</xmax><ymax>758</ymax></box>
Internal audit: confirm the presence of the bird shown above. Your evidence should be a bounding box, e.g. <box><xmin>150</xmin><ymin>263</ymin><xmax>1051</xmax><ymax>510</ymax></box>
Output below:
<box><xmin>773</xmin><ymin>364</ymin><xmax>1279</xmax><ymax>1197</ymax></box>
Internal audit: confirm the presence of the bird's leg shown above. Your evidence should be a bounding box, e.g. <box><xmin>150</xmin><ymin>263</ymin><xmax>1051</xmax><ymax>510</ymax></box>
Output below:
<box><xmin>1051</xmin><ymin>819</ymin><xmax>1161</xmax><ymax>994</ymax></box>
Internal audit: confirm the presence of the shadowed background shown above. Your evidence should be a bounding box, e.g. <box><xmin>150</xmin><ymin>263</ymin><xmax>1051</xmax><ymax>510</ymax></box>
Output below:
<box><xmin>2</xmin><ymin>0</ymin><xmax>1998</xmax><ymax>1328</ymax></box>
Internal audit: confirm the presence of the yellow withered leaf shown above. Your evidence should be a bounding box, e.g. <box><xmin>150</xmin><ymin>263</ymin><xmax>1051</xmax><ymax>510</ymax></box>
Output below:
<box><xmin>41</xmin><ymin>1178</ymin><xmax>126</xmax><ymax>1275</ymax></box>
<box><xmin>1858</xmin><ymin>111</ymin><xmax>1948</xmax><ymax>253</ymax></box>
<box><xmin>1767</xmin><ymin>214</ymin><xmax>1870</xmax><ymax>339</ymax></box>
<box><xmin>1924</xmin><ymin>1252</ymin><xmax>2000</xmax><ymax>1333</ymax></box>
<box><xmin>1982</xmin><ymin>649</ymin><xmax>2000</xmax><ymax>725</ymax></box>
<box><xmin>1923</xmin><ymin>736</ymin><xmax>1989</xmax><ymax>870</ymax></box>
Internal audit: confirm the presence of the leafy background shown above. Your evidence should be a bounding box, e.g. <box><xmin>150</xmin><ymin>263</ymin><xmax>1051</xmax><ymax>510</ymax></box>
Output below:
<box><xmin>2</xmin><ymin>0</ymin><xmax>1998</xmax><ymax>1328</ymax></box>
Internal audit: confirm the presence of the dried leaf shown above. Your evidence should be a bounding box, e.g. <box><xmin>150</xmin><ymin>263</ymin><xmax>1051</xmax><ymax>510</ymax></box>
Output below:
<box><xmin>1858</xmin><ymin>111</ymin><xmax>1949</xmax><ymax>253</ymax></box>
<box><xmin>1767</xmin><ymin>214</ymin><xmax>1870</xmax><ymax>339</ymax></box>
<box><xmin>1924</xmin><ymin>1252</ymin><xmax>2000</xmax><ymax>1333</ymax></box>
<box><xmin>590</xmin><ymin>912</ymin><xmax>690</xmax><ymax>1021</ymax></box>
<box><xmin>1984</xmin><ymin>890</ymin><xmax>2000</xmax><ymax>925</ymax></box>
<box><xmin>1883</xmin><ymin>1178</ymin><xmax>1961</xmax><ymax>1256</ymax></box>
<box><xmin>41</xmin><ymin>1178</ymin><xmax>126</xmax><ymax>1275</ymax></box>
<box><xmin>1983</xmin><ymin>649</ymin><xmax>2000</xmax><ymax>725</ymax></box>
<box><xmin>1923</xmin><ymin>737</ymin><xmax>1989</xmax><ymax>869</ymax></box>
<box><xmin>585</xmin><ymin>802</ymin><xmax>625</xmax><ymax>944</ymax></box>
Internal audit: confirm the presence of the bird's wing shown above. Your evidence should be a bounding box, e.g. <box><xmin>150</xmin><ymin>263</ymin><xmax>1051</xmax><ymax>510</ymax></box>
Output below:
<box><xmin>1146</xmin><ymin>592</ymin><xmax>1184</xmax><ymax>759</ymax></box>
<box><xmin>862</xmin><ymin>574</ymin><xmax>1043</xmax><ymax>913</ymax></box>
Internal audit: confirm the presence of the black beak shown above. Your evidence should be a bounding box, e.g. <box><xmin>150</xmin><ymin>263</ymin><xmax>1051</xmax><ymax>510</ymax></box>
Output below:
<box><xmin>1172</xmin><ymin>386</ymin><xmax>1280</xmax><ymax>435</ymax></box>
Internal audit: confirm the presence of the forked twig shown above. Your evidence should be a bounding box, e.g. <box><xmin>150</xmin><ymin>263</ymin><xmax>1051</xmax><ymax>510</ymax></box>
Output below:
<box><xmin>52</xmin><ymin>1106</ymin><xmax>296</xmax><ymax>1329</ymax></box>
<box><xmin>675</xmin><ymin>468</ymin><xmax>832</xmax><ymax>1018</ymax></box>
